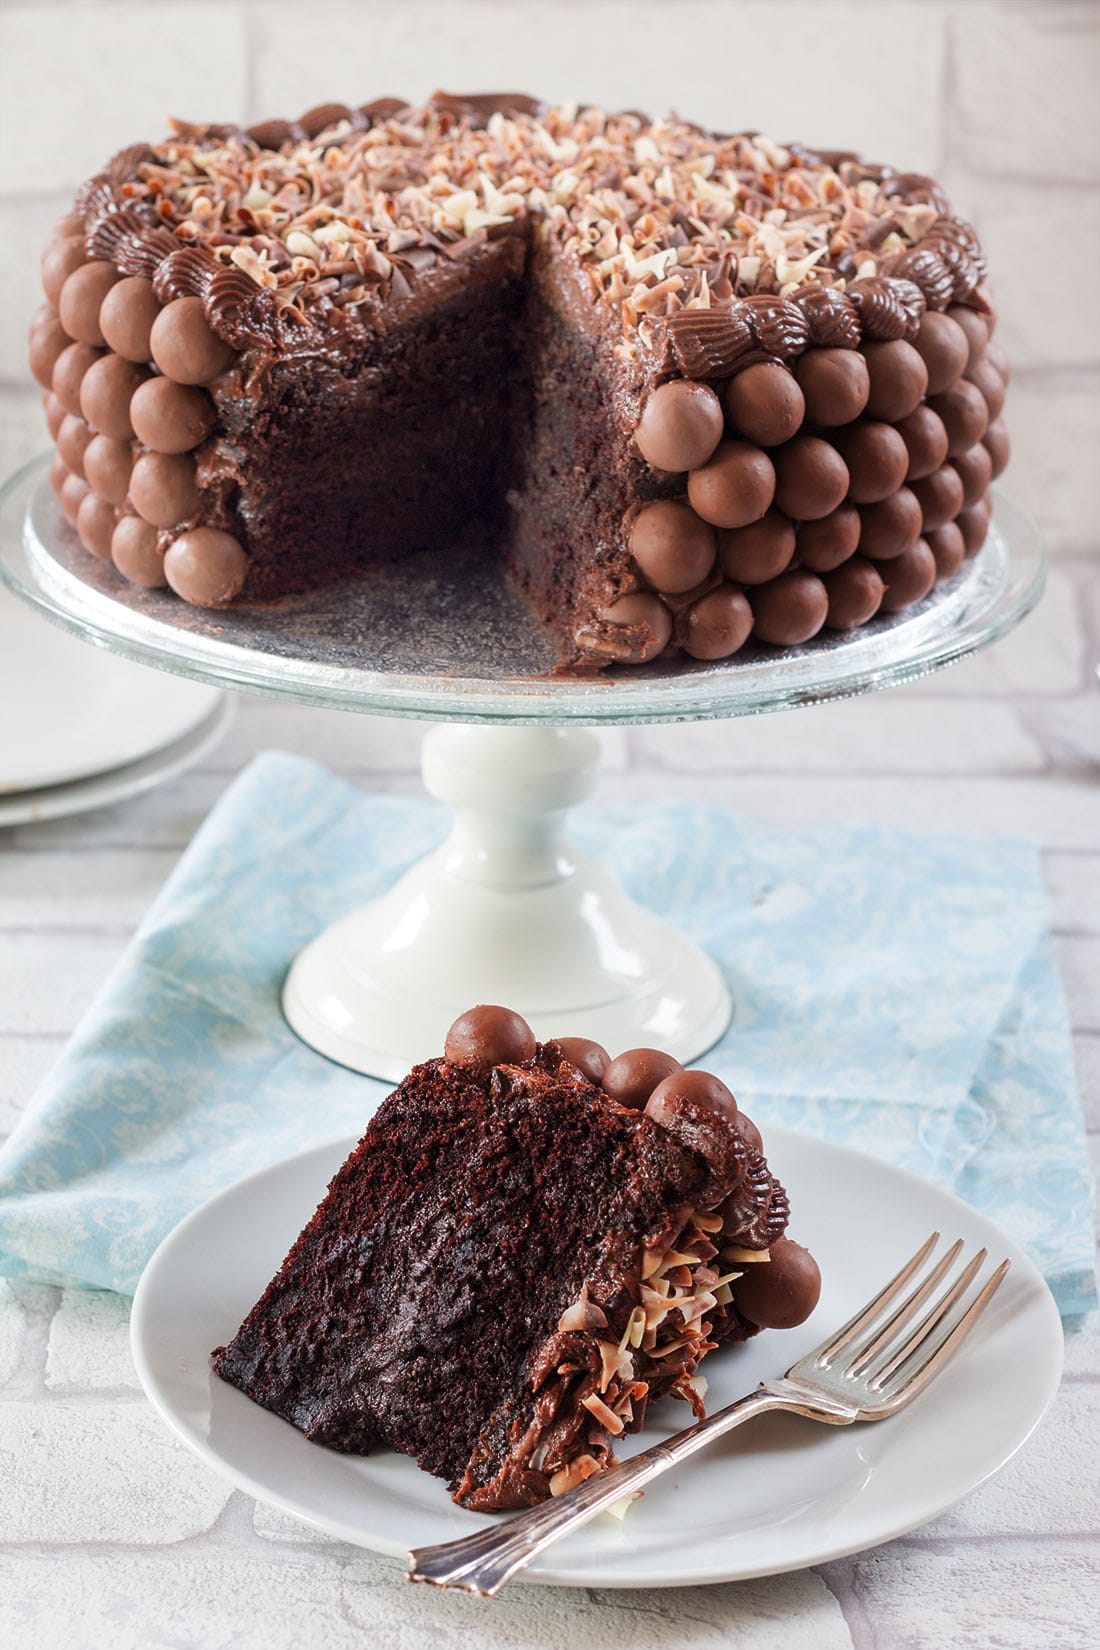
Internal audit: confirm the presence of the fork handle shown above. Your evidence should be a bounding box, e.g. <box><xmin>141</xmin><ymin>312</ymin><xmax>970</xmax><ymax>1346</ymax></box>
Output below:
<box><xmin>407</xmin><ymin>1386</ymin><xmax>808</xmax><ymax>1595</ymax></box>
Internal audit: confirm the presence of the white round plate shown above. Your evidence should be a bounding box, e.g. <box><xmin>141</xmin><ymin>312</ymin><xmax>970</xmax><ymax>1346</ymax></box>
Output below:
<box><xmin>0</xmin><ymin>696</ymin><xmax>233</xmax><ymax>827</ymax></box>
<box><xmin>0</xmin><ymin>571</ymin><xmax>222</xmax><ymax>794</ymax></box>
<box><xmin>131</xmin><ymin>1126</ymin><xmax>1063</xmax><ymax>1588</ymax></box>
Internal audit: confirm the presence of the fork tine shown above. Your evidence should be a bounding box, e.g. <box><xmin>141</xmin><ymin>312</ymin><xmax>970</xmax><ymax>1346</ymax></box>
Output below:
<box><xmin>812</xmin><ymin>1232</ymin><xmax>939</xmax><ymax>1368</ymax></box>
<box><xmin>876</xmin><ymin>1257</ymin><xmax>1011</xmax><ymax>1403</ymax></box>
<box><xmin>842</xmin><ymin>1239</ymin><xmax>965</xmax><ymax>1380</ymax></box>
<box><xmin>866</xmin><ymin>1246</ymin><xmax>986</xmax><ymax>1389</ymax></box>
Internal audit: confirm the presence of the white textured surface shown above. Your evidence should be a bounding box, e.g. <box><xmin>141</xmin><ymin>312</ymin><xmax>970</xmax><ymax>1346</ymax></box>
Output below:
<box><xmin>0</xmin><ymin>1</ymin><xmax>1097</xmax><ymax>1645</ymax></box>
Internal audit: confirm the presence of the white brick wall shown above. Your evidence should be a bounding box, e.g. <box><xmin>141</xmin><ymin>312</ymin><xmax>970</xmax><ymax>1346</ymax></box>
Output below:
<box><xmin>0</xmin><ymin>2</ymin><xmax>1097</xmax><ymax>1647</ymax></box>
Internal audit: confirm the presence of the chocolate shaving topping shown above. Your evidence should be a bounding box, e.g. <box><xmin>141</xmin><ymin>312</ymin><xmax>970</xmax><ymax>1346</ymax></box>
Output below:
<box><xmin>63</xmin><ymin>96</ymin><xmax>991</xmax><ymax>359</ymax></box>
<box><xmin>787</xmin><ymin>285</ymin><xmax>861</xmax><ymax>348</ymax></box>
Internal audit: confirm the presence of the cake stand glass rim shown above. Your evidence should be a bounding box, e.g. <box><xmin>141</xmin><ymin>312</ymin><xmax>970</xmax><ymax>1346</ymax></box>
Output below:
<box><xmin>1</xmin><ymin>454</ymin><xmax>1045</xmax><ymax>727</ymax></box>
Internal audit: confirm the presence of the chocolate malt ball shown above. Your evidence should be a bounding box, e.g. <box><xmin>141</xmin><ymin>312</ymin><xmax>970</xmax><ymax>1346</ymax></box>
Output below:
<box><xmin>793</xmin><ymin>347</ymin><xmax>870</xmax><ymax>426</ymax></box>
<box><xmin>646</xmin><ymin>1067</ymin><xmax>738</xmax><ymax>1128</ymax></box>
<box><xmin>965</xmin><ymin>357</ymin><xmax>1007</xmax><ymax>421</ymax></box>
<box><xmin>931</xmin><ymin>380</ymin><xmax>989</xmax><ymax>457</ymax></box>
<box><xmin>635</xmin><ymin>380</ymin><xmax>724</xmax><ymax>472</ymax></box>
<box><xmin>983</xmin><ymin>419</ymin><xmax>1010</xmax><ymax>478</ymax></box>
<box><xmin>596</xmin><ymin>592</ymin><xmax>674</xmax><ymax>663</ymax></box>
<box><xmin>722</xmin><ymin>361</ymin><xmax>805</xmax><ymax>447</ymax></box>
<box><xmin>823</xmin><ymin>556</ymin><xmax>885</xmax><ymax>629</ymax></box>
<box><xmin>59</xmin><ymin>471</ymin><xmax>89</xmax><ymax>525</ymax></box>
<box><xmin>896</xmin><ymin>404</ymin><xmax>950</xmax><ymax>481</ymax></box>
<box><xmin>602</xmin><ymin>1047</ymin><xmax>681</xmax><ymax>1110</ymax></box>
<box><xmin>100</xmin><ymin>277</ymin><xmax>163</xmax><ymax>363</ymax></box>
<box><xmin>687</xmin><ymin>440</ymin><xmax>776</xmax><ymax>529</ymax></box>
<box><xmin>629</xmin><ymin>499</ymin><xmax>717</xmax><ymax>594</ymax></box>
<box><xmin>750</xmin><ymin>569</ymin><xmax>829</xmax><ymax>645</ymax></box>
<box><xmin>41</xmin><ymin>235</ymin><xmax>85</xmax><ymax>307</ymax></box>
<box><xmin>772</xmin><ymin>436</ymin><xmax>849</xmax><ymax>521</ymax></box>
<box><xmin>953</xmin><ymin>441</ymin><xmax>994</xmax><ymax>506</ymax></box>
<box><xmin>164</xmin><ymin>527</ymin><xmax>249</xmax><ymax>606</ymax></box>
<box><xmin>52</xmin><ymin>342</ymin><xmax>102</xmax><ymax>417</ymax></box>
<box><xmin>795</xmin><ymin>505</ymin><xmax>862</xmax><ymax>572</ymax></box>
<box><xmin>863</xmin><ymin>339</ymin><xmax>929</xmax><ymax>421</ymax></box>
<box><xmin>151</xmin><ymin>297</ymin><xmax>237</xmax><ymax>385</ymax></box>
<box><xmin>28</xmin><ymin>311</ymin><xmax>71</xmax><ymax>390</ymax></box>
<box><xmin>79</xmin><ymin>354</ymin><xmax>149</xmax><ymax>442</ymax></box>
<box><xmin>130</xmin><ymin>379</ymin><xmax>215</xmax><ymax>454</ymax></box>
<box><xmin>879</xmin><ymin>539</ymin><xmax>937</xmax><ymax>611</ymax></box>
<box><xmin>58</xmin><ymin>261</ymin><xmax>119</xmax><ymax>348</ymax></box>
<box><xmin>986</xmin><ymin>338</ymin><xmax>1011</xmax><ymax>385</ymax></box>
<box><xmin>913</xmin><ymin>310</ymin><xmax>970</xmax><ymax>396</ymax></box>
<box><xmin>83</xmin><ymin>434</ymin><xmax>133</xmax><ymax>505</ymax></box>
<box><xmin>926</xmin><ymin>520</ymin><xmax>966</xmax><ymax>579</ymax></box>
<box><xmin>129</xmin><ymin>452</ymin><xmax>202</xmax><ymax>530</ymax></box>
<box><xmin>43</xmin><ymin>391</ymin><xmax>66</xmax><ymax>440</ymax></box>
<box><xmin>958</xmin><ymin>496</ymin><xmax>992</xmax><ymax>555</ymax></box>
<box><xmin>912</xmin><ymin>465</ymin><xmax>965</xmax><ymax>532</ymax></box>
<box><xmin>75</xmin><ymin>490</ymin><xmax>117</xmax><ymax>560</ymax></box>
<box><xmin>831</xmin><ymin>421</ymin><xmax>909</xmax><ymax>504</ymax></box>
<box><xmin>56</xmin><ymin>414</ymin><xmax>93</xmax><ymax>478</ymax></box>
<box><xmin>857</xmin><ymin>487</ymin><xmax>923</xmax><ymax>560</ymax></box>
<box><xmin>680</xmin><ymin>584</ymin><xmax>754</xmax><ymax>660</ymax></box>
<box><xmin>554</xmin><ymin>1037</ymin><xmax>611</xmax><ymax>1084</ymax></box>
<box><xmin>444</xmin><ymin>1005</ymin><xmax>537</xmax><ymax>1069</ymax></box>
<box><xmin>731</xmin><ymin>1237</ymin><xmax>821</xmax><ymax>1329</ymax></box>
<box><xmin>719</xmin><ymin>508</ymin><xmax>796</xmax><ymax>584</ymax></box>
<box><xmin>111</xmin><ymin>515</ymin><xmax>167</xmax><ymax>588</ymax></box>
<box><xmin>947</xmin><ymin>304</ymin><xmax>989</xmax><ymax>369</ymax></box>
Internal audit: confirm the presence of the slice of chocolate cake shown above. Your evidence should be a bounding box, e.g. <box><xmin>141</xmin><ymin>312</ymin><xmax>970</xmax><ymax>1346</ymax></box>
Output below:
<box><xmin>213</xmin><ymin>1007</ymin><xmax>820</xmax><ymax>1510</ymax></box>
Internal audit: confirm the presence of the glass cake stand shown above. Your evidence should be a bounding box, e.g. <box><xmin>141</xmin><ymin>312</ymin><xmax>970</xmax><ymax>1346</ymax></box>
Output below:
<box><xmin>0</xmin><ymin>455</ymin><xmax>1045</xmax><ymax>1079</ymax></box>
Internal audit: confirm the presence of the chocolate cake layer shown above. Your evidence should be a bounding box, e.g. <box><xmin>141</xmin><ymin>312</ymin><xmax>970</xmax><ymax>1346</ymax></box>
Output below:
<box><xmin>32</xmin><ymin>96</ymin><xmax>1008</xmax><ymax>667</ymax></box>
<box><xmin>213</xmin><ymin>1008</ymin><xmax>819</xmax><ymax>1511</ymax></box>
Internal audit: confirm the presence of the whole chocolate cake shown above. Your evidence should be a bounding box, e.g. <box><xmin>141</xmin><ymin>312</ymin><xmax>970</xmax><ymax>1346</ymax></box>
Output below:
<box><xmin>212</xmin><ymin>1006</ymin><xmax>820</xmax><ymax>1510</ymax></box>
<box><xmin>31</xmin><ymin>93</ymin><xmax>1009</xmax><ymax>668</ymax></box>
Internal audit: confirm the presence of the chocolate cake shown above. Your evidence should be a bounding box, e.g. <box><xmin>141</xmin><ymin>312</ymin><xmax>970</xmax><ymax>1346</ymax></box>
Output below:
<box><xmin>212</xmin><ymin>1006</ymin><xmax>820</xmax><ymax>1511</ymax></box>
<box><xmin>31</xmin><ymin>94</ymin><xmax>1009</xmax><ymax>669</ymax></box>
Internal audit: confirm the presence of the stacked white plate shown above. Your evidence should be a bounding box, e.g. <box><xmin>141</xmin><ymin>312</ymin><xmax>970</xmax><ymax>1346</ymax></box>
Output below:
<box><xmin>0</xmin><ymin>579</ymin><xmax>230</xmax><ymax>826</ymax></box>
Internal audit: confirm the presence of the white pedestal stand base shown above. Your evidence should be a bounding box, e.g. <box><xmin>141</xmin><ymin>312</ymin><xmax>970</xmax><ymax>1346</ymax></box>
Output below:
<box><xmin>282</xmin><ymin>726</ymin><xmax>732</xmax><ymax>1080</ymax></box>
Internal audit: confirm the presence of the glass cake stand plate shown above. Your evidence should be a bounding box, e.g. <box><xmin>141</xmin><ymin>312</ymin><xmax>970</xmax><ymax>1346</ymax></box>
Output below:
<box><xmin>130</xmin><ymin>1127</ymin><xmax>1064</xmax><ymax>1590</ymax></box>
<box><xmin>0</xmin><ymin>456</ymin><xmax>1046</xmax><ymax>1077</ymax></box>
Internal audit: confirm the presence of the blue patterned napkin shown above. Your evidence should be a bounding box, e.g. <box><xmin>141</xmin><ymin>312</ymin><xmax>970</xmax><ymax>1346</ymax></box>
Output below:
<box><xmin>0</xmin><ymin>751</ymin><xmax>1093</xmax><ymax>1313</ymax></box>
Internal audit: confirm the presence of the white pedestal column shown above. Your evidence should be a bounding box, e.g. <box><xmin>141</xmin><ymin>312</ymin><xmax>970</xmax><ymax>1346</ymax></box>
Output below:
<box><xmin>282</xmin><ymin>724</ymin><xmax>732</xmax><ymax>1080</ymax></box>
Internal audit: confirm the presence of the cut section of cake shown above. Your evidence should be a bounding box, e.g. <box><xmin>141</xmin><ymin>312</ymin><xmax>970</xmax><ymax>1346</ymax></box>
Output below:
<box><xmin>32</xmin><ymin>95</ymin><xmax>1008</xmax><ymax>670</ymax></box>
<box><xmin>212</xmin><ymin>1006</ymin><xmax>820</xmax><ymax>1510</ymax></box>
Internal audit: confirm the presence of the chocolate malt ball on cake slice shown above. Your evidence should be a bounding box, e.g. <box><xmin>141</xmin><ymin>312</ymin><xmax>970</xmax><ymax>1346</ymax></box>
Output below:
<box><xmin>212</xmin><ymin>1006</ymin><xmax>820</xmax><ymax>1510</ymax></box>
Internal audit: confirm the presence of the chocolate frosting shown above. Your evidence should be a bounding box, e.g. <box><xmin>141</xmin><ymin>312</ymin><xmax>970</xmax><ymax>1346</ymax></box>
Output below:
<box><xmin>64</xmin><ymin>97</ymin><xmax>993</xmax><ymax>371</ymax></box>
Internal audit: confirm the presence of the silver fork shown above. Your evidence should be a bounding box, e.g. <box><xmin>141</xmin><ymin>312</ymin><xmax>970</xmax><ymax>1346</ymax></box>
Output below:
<box><xmin>407</xmin><ymin>1232</ymin><xmax>1009</xmax><ymax>1595</ymax></box>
